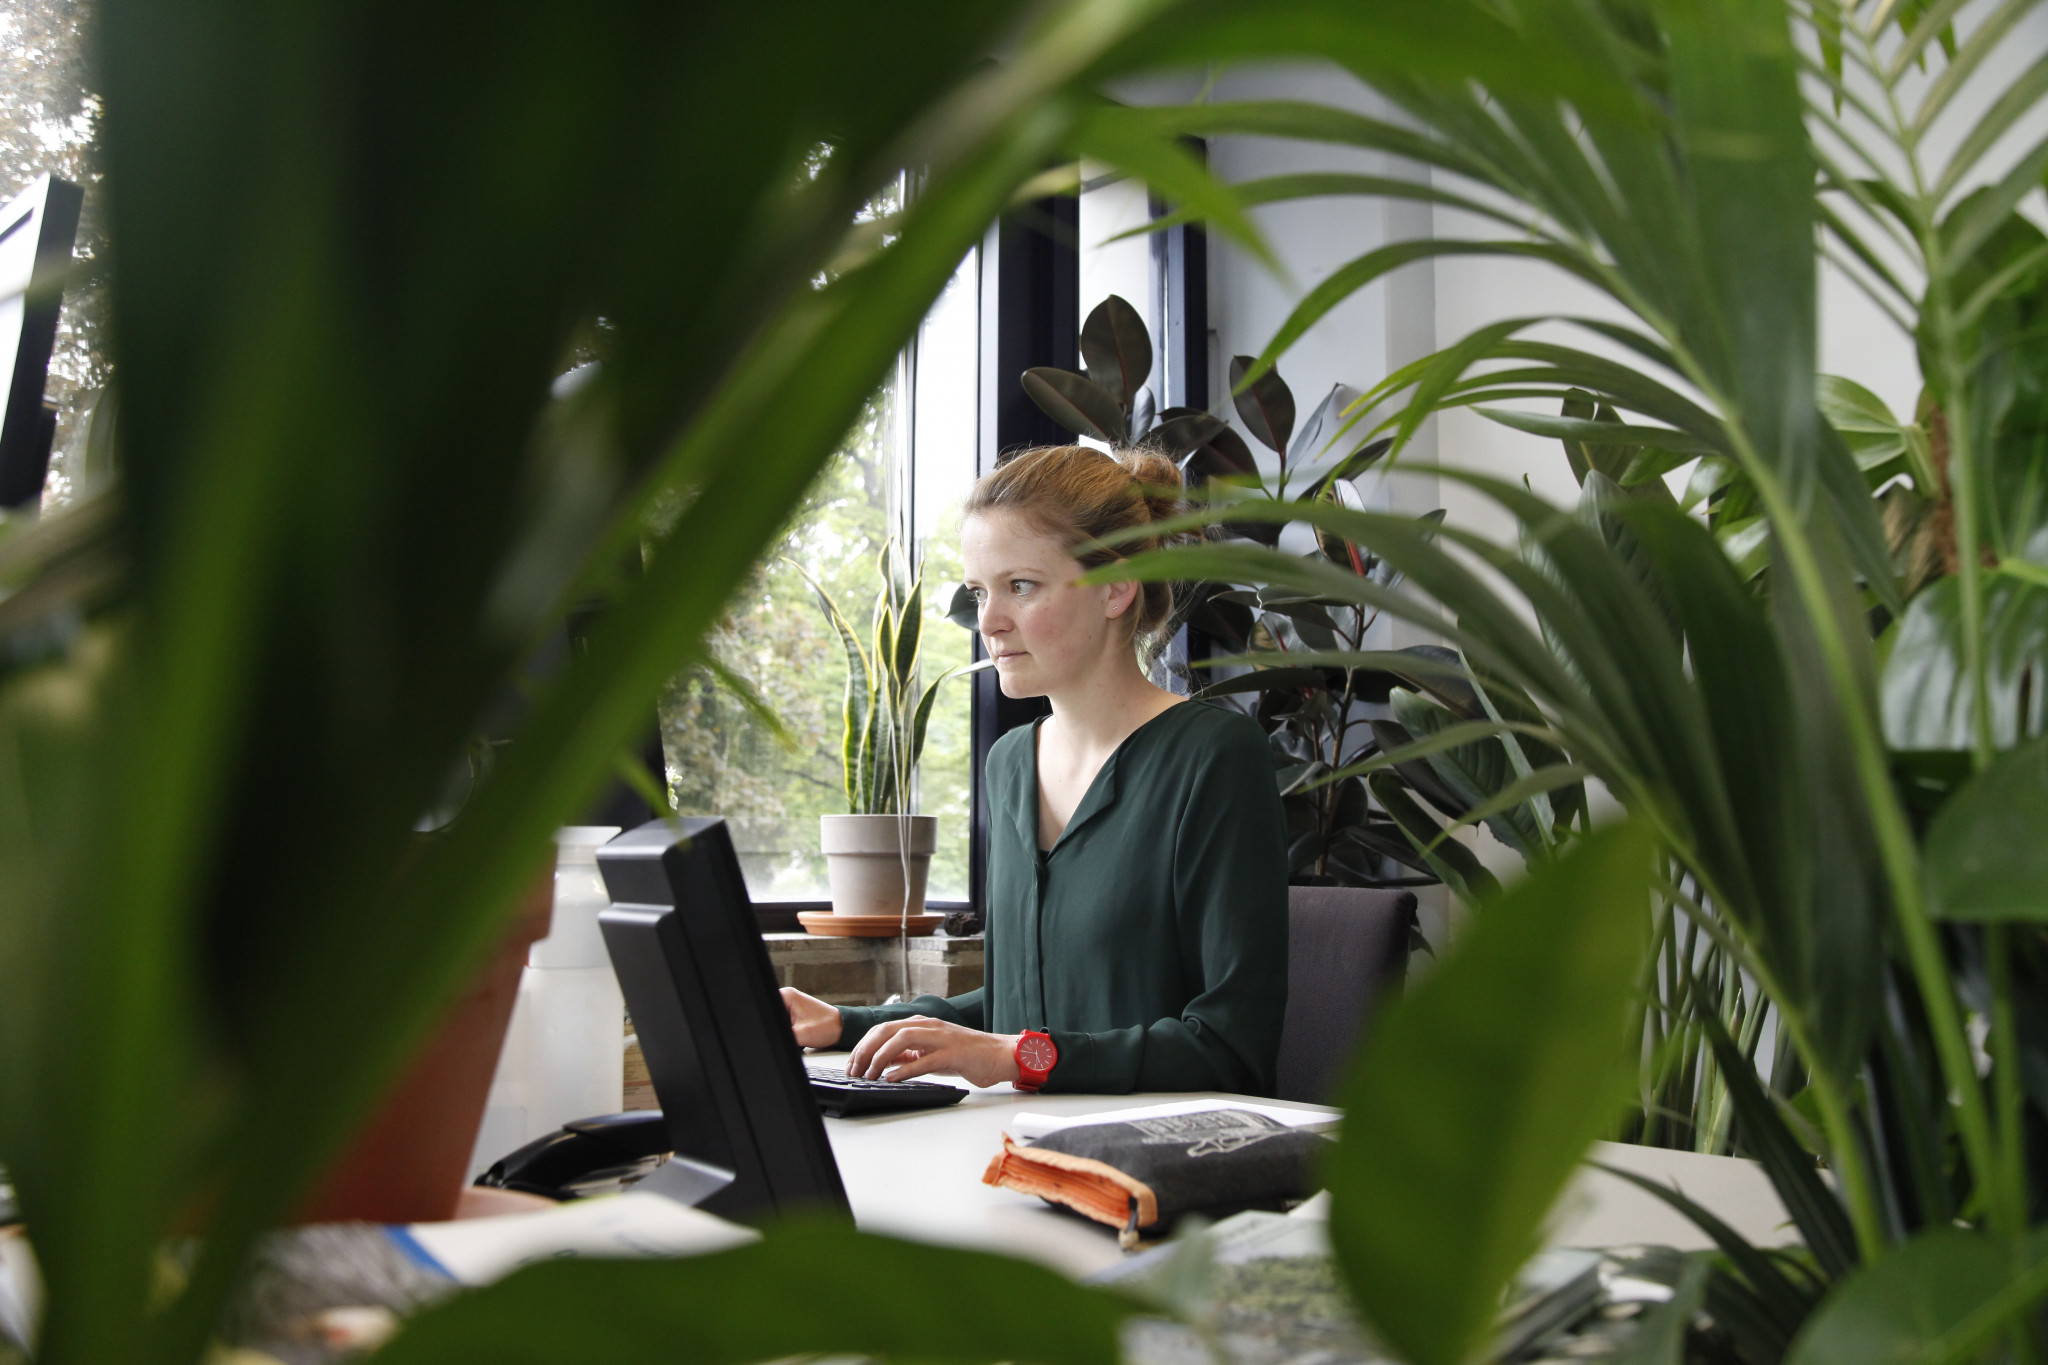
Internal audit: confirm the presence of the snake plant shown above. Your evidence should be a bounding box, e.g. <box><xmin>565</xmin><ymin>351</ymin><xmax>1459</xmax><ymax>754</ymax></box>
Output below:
<box><xmin>795</xmin><ymin>545</ymin><xmax>985</xmax><ymax>817</ymax></box>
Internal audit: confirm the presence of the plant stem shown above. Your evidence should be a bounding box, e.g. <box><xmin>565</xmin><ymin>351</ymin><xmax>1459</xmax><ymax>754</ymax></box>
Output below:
<box><xmin>1844</xmin><ymin>8</ymin><xmax>2016</xmax><ymax>1234</ymax></box>
<box><xmin>1989</xmin><ymin>924</ymin><xmax>2028</xmax><ymax>1238</ymax></box>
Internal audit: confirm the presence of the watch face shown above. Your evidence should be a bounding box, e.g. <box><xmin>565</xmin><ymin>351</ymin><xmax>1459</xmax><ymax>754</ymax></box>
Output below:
<box><xmin>1018</xmin><ymin>1034</ymin><xmax>1056</xmax><ymax>1074</ymax></box>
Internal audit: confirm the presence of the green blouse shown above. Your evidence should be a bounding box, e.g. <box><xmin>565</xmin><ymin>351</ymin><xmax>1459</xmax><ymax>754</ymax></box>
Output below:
<box><xmin>832</xmin><ymin>700</ymin><xmax>1290</xmax><ymax>1095</ymax></box>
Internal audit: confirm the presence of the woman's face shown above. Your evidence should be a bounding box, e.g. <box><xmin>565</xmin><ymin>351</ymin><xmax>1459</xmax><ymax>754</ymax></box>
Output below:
<box><xmin>961</xmin><ymin>509</ymin><xmax>1139</xmax><ymax>699</ymax></box>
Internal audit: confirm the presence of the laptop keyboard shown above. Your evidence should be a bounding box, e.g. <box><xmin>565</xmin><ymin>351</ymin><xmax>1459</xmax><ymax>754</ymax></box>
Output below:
<box><xmin>804</xmin><ymin>1063</ymin><xmax>969</xmax><ymax>1118</ymax></box>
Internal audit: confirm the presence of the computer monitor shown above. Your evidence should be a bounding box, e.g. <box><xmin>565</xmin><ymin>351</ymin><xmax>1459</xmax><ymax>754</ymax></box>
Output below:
<box><xmin>0</xmin><ymin>174</ymin><xmax>81</xmax><ymax>509</ymax></box>
<box><xmin>596</xmin><ymin>817</ymin><xmax>850</xmax><ymax>1224</ymax></box>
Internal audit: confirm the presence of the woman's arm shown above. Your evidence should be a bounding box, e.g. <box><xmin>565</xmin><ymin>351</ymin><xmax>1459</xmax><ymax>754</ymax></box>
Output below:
<box><xmin>801</xmin><ymin>986</ymin><xmax>987</xmax><ymax>1049</ymax></box>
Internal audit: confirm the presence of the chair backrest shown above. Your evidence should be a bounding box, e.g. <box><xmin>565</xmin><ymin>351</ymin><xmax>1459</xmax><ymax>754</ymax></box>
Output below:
<box><xmin>1275</xmin><ymin>885</ymin><xmax>1417</xmax><ymax>1104</ymax></box>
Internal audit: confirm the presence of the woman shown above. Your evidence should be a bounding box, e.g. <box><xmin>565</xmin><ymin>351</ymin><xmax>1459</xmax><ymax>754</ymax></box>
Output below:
<box><xmin>780</xmin><ymin>444</ymin><xmax>1289</xmax><ymax>1095</ymax></box>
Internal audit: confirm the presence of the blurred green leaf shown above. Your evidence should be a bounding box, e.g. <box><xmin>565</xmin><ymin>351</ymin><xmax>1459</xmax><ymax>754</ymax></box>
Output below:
<box><xmin>1614</xmin><ymin>1256</ymin><xmax>1710</xmax><ymax>1365</ymax></box>
<box><xmin>1071</xmin><ymin>105</ymin><xmax>1275</xmax><ymax>271</ymax></box>
<box><xmin>5</xmin><ymin>1</ymin><xmax>1189</xmax><ymax>1359</ymax></box>
<box><xmin>1326</xmin><ymin>823</ymin><xmax>1652</xmax><ymax>1365</ymax></box>
<box><xmin>1783</xmin><ymin>1227</ymin><xmax>2048</xmax><ymax>1365</ymax></box>
<box><xmin>368</xmin><ymin>1220</ymin><xmax>1138</xmax><ymax>1364</ymax></box>
<box><xmin>1925</xmin><ymin>734</ymin><xmax>2048</xmax><ymax>920</ymax></box>
<box><xmin>1134</xmin><ymin>170</ymin><xmax>1528</xmax><ymax>239</ymax></box>
<box><xmin>1660</xmin><ymin>0</ymin><xmax>1816</xmax><ymax>498</ymax></box>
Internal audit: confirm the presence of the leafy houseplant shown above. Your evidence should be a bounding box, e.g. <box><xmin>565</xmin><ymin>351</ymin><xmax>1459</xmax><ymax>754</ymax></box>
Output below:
<box><xmin>795</xmin><ymin>545</ymin><xmax>984</xmax><ymax>920</ymax></box>
<box><xmin>1081</xmin><ymin>0</ymin><xmax>2048</xmax><ymax>1355</ymax></box>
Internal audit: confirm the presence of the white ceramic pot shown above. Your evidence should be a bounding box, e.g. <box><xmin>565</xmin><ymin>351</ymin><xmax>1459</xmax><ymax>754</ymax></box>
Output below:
<box><xmin>820</xmin><ymin>813</ymin><xmax>937</xmax><ymax>917</ymax></box>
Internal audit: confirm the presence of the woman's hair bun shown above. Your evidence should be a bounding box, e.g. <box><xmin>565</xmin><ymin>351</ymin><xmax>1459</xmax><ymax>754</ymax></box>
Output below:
<box><xmin>1114</xmin><ymin>446</ymin><xmax>1187</xmax><ymax>528</ymax></box>
<box><xmin>1115</xmin><ymin>445</ymin><xmax>1184</xmax><ymax>490</ymax></box>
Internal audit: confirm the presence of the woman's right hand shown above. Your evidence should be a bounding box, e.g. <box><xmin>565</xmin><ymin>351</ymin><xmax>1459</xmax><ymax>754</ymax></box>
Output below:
<box><xmin>780</xmin><ymin>987</ymin><xmax>843</xmax><ymax>1049</ymax></box>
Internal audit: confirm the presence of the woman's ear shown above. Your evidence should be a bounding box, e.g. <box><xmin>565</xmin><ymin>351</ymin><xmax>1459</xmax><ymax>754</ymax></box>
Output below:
<box><xmin>1104</xmin><ymin>579</ymin><xmax>1140</xmax><ymax>619</ymax></box>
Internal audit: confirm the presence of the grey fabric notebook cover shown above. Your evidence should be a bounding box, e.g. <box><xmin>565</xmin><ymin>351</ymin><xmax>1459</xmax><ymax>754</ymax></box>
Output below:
<box><xmin>1031</xmin><ymin>1109</ymin><xmax>1331</xmax><ymax>1226</ymax></box>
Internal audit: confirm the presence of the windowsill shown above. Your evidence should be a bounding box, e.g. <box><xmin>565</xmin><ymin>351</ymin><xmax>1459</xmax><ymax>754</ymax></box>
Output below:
<box><xmin>750</xmin><ymin>899</ymin><xmax>971</xmax><ymax>933</ymax></box>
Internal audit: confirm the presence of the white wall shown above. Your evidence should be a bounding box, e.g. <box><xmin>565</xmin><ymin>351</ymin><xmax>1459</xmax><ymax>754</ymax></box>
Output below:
<box><xmin>1198</xmin><ymin>65</ymin><xmax>1441</xmax><ymax>525</ymax></box>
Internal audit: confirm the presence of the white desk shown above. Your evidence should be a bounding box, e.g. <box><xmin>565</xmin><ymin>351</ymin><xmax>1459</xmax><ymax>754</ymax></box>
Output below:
<box><xmin>814</xmin><ymin>1060</ymin><xmax>1794</xmax><ymax>1280</ymax></box>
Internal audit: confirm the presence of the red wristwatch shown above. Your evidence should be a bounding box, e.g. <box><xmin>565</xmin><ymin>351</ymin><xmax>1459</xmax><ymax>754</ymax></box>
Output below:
<box><xmin>1013</xmin><ymin>1030</ymin><xmax>1057</xmax><ymax>1092</ymax></box>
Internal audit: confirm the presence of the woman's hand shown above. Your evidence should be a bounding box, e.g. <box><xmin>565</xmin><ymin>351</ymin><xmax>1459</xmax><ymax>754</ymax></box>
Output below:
<box><xmin>845</xmin><ymin>1016</ymin><xmax>1022</xmax><ymax>1089</ymax></box>
<box><xmin>780</xmin><ymin>987</ymin><xmax>844</xmax><ymax>1049</ymax></box>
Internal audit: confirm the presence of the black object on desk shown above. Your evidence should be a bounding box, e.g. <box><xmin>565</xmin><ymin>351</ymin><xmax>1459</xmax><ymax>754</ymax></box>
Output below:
<box><xmin>477</xmin><ymin>1110</ymin><xmax>672</xmax><ymax>1199</ymax></box>
<box><xmin>803</xmin><ymin>1062</ymin><xmax>968</xmax><ymax>1118</ymax></box>
<box><xmin>474</xmin><ymin>816</ymin><xmax>965</xmax><ymax>1210</ymax></box>
<box><xmin>593</xmin><ymin>817</ymin><xmax>851</xmax><ymax>1224</ymax></box>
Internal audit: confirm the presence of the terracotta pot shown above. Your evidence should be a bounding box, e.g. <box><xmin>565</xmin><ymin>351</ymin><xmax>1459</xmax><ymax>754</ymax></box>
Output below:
<box><xmin>820</xmin><ymin>813</ymin><xmax>935</xmax><ymax>917</ymax></box>
<box><xmin>296</xmin><ymin>870</ymin><xmax>554</xmax><ymax>1225</ymax></box>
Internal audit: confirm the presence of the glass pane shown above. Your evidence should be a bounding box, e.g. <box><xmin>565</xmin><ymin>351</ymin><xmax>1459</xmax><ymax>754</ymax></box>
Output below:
<box><xmin>657</xmin><ymin>383</ymin><xmax>897</xmax><ymax>900</ymax></box>
<box><xmin>912</xmin><ymin>249</ymin><xmax>980</xmax><ymax>901</ymax></box>
<box><xmin>657</xmin><ymin>245</ymin><xmax>980</xmax><ymax>905</ymax></box>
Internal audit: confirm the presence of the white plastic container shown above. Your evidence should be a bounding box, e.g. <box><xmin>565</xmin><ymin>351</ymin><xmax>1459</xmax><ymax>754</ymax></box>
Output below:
<box><xmin>469</xmin><ymin>826</ymin><xmax>624</xmax><ymax>1177</ymax></box>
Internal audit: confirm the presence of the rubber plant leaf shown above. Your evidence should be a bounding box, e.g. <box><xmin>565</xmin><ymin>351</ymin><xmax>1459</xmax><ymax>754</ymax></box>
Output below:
<box><xmin>1230</xmin><ymin>353</ymin><xmax>1296</xmax><ymax>458</ymax></box>
<box><xmin>1022</xmin><ymin>367</ymin><xmax>1126</xmax><ymax>444</ymax></box>
<box><xmin>1078</xmin><ymin>293</ymin><xmax>1151</xmax><ymax>411</ymax></box>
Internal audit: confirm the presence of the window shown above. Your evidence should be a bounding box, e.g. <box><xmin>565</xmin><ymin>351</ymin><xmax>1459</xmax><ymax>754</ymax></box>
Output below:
<box><xmin>657</xmin><ymin>250</ymin><xmax>980</xmax><ymax>905</ymax></box>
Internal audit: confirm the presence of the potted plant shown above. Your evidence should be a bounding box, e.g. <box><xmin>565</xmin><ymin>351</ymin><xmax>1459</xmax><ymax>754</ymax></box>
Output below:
<box><xmin>795</xmin><ymin>544</ymin><xmax>984</xmax><ymax>928</ymax></box>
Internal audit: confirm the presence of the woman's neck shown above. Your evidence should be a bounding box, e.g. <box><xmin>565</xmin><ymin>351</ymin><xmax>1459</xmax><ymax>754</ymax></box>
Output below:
<box><xmin>1043</xmin><ymin>652</ymin><xmax>1180</xmax><ymax>754</ymax></box>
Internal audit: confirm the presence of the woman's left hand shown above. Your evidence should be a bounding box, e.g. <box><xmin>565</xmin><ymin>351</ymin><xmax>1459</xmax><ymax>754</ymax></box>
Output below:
<box><xmin>844</xmin><ymin>1016</ymin><xmax>1022</xmax><ymax>1089</ymax></box>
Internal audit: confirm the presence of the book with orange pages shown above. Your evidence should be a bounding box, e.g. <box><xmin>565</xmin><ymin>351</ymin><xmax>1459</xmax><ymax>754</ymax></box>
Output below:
<box><xmin>982</xmin><ymin>1109</ymin><xmax>1330</xmax><ymax>1245</ymax></box>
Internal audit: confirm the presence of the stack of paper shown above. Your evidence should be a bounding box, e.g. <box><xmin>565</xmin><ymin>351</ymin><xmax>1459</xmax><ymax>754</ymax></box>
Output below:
<box><xmin>1007</xmin><ymin>1099</ymin><xmax>1338</xmax><ymax>1142</ymax></box>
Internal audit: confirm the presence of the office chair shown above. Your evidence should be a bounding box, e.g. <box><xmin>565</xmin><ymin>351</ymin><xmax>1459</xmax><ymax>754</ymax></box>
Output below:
<box><xmin>1275</xmin><ymin>886</ymin><xmax>1417</xmax><ymax>1104</ymax></box>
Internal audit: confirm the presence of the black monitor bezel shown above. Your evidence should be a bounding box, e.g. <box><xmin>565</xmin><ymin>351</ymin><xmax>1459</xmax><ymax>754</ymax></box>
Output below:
<box><xmin>597</xmin><ymin>817</ymin><xmax>849</xmax><ymax>1224</ymax></box>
